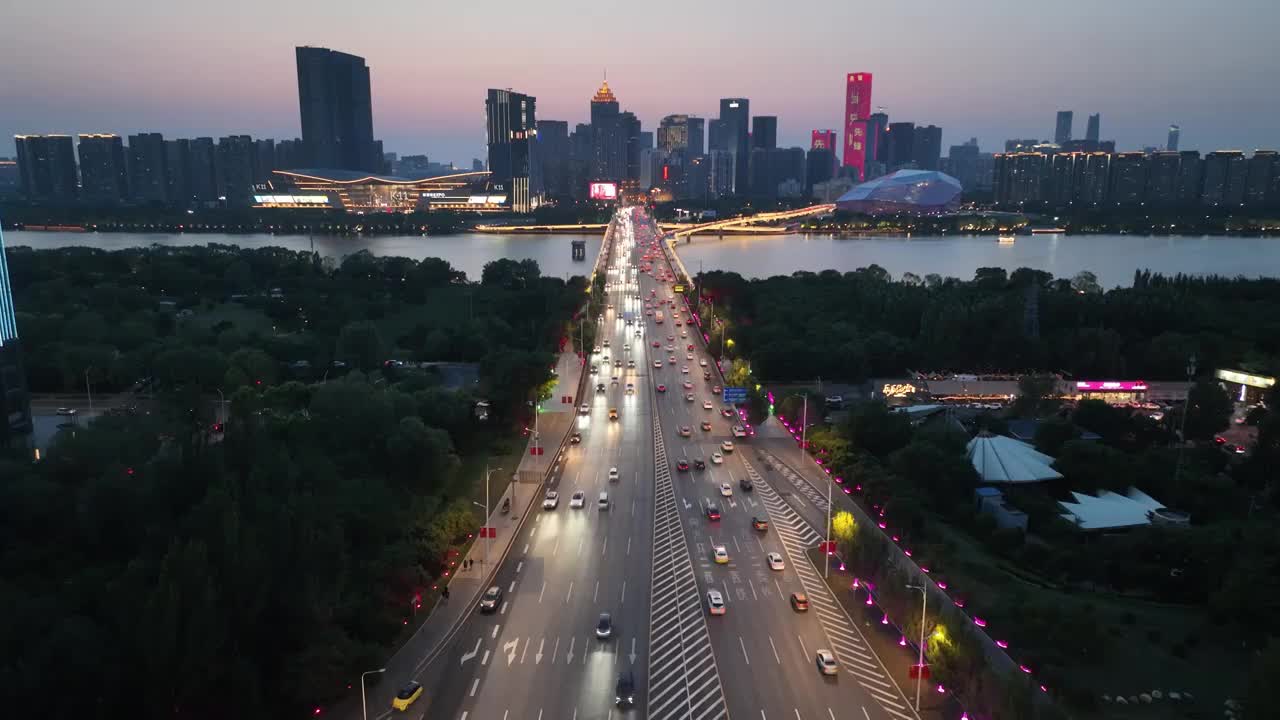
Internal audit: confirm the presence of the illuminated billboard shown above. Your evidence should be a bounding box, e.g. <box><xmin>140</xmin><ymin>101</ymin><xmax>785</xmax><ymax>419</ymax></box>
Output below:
<box><xmin>1076</xmin><ymin>381</ymin><xmax>1148</xmax><ymax>391</ymax></box>
<box><xmin>589</xmin><ymin>182</ymin><xmax>618</xmax><ymax>200</ymax></box>
<box><xmin>842</xmin><ymin>72</ymin><xmax>873</xmax><ymax>180</ymax></box>
<box><xmin>1215</xmin><ymin>369</ymin><xmax>1276</xmax><ymax>389</ymax></box>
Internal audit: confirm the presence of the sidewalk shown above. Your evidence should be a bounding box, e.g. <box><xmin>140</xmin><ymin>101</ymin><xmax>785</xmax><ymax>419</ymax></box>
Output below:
<box><xmin>331</xmin><ymin>349</ymin><xmax>587</xmax><ymax>720</ymax></box>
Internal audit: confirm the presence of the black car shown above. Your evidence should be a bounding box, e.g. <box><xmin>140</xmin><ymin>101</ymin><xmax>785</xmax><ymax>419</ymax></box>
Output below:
<box><xmin>597</xmin><ymin>383</ymin><xmax>606</xmax><ymax>393</ymax></box>
<box><xmin>739</xmin><ymin>477</ymin><xmax>754</xmax><ymax>492</ymax></box>
<box><xmin>570</xmin><ymin>432</ymin><xmax>582</xmax><ymax>445</ymax></box>
<box><xmin>479</xmin><ymin>586</ymin><xmax>503</xmax><ymax>614</ymax></box>
<box><xmin>615</xmin><ymin>670</ymin><xmax>636</xmax><ymax>706</ymax></box>
<box><xmin>596</xmin><ymin>612</ymin><xmax>613</xmax><ymax>639</ymax></box>
<box><xmin>694</xmin><ymin>459</ymin><xmax>706</xmax><ymax>470</ymax></box>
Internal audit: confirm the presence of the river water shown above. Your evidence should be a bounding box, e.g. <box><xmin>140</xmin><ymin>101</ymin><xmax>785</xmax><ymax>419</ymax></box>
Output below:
<box><xmin>6</xmin><ymin>229</ymin><xmax>1277</xmax><ymax>289</ymax></box>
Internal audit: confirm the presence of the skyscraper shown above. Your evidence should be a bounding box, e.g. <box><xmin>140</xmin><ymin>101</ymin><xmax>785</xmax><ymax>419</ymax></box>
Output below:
<box><xmin>77</xmin><ymin>134</ymin><xmax>128</xmax><ymax>204</ymax></box>
<box><xmin>707</xmin><ymin>119</ymin><xmax>728</xmax><ymax>152</ymax></box>
<box><xmin>751</xmin><ymin>116</ymin><xmax>777</xmax><ymax>150</ymax></box>
<box><xmin>842</xmin><ymin>73</ymin><xmax>873</xmax><ymax>179</ymax></box>
<box><xmin>811</xmin><ymin>130</ymin><xmax>837</xmax><ymax>152</ymax></box>
<box><xmin>657</xmin><ymin>115</ymin><xmax>696</xmax><ymax>153</ymax></box>
<box><xmin>884</xmin><ymin>122</ymin><xmax>915</xmax><ymax>170</ymax></box>
<box><xmin>589</xmin><ymin>80</ymin><xmax>630</xmax><ymax>183</ymax></box>
<box><xmin>718</xmin><ymin>98</ymin><xmax>750</xmax><ymax>194</ymax></box>
<box><xmin>215</xmin><ymin>135</ymin><xmax>255</xmax><ymax>206</ymax></box>
<box><xmin>1085</xmin><ymin>113</ymin><xmax>1100</xmax><ymax>143</ymax></box>
<box><xmin>1167</xmin><ymin>125</ymin><xmax>1181</xmax><ymax>152</ymax></box>
<box><xmin>0</xmin><ymin>221</ymin><xmax>31</xmax><ymax>441</ymax></box>
<box><xmin>912</xmin><ymin>125</ymin><xmax>943</xmax><ymax>171</ymax></box>
<box><xmin>535</xmin><ymin>120</ymin><xmax>570</xmax><ymax>197</ymax></box>
<box><xmin>295</xmin><ymin>46</ymin><xmax>380</xmax><ymax>172</ymax></box>
<box><xmin>687</xmin><ymin>118</ymin><xmax>704</xmax><ymax>157</ymax></box>
<box><xmin>188</xmin><ymin>138</ymin><xmax>218</xmax><ymax>203</ymax></box>
<box><xmin>1054</xmin><ymin>111</ymin><xmax>1073</xmax><ymax>145</ymax></box>
<box><xmin>14</xmin><ymin>135</ymin><xmax>77</xmax><ymax>203</ymax></box>
<box><xmin>128</xmin><ymin>133</ymin><xmax>168</xmax><ymax>204</ymax></box>
<box><xmin>486</xmin><ymin>88</ymin><xmax>537</xmax><ymax>212</ymax></box>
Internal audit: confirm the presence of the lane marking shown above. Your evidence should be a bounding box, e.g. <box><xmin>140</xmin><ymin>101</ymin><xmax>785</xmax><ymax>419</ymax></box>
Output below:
<box><xmin>594</xmin><ymin>580</ymin><xmax>600</xmax><ymax>603</ymax></box>
<box><xmin>500</xmin><ymin>601</ymin><xmax>508</xmax><ymax>615</ymax></box>
<box><xmin>539</xmin><ymin>581</ymin><xmax>546</xmax><ymax>603</ymax></box>
<box><xmin>769</xmin><ymin>635</ymin><xmax>781</xmax><ymax>664</ymax></box>
<box><xmin>508</xmin><ymin>581</ymin><xmax>515</xmax><ymax>593</ymax></box>
<box><xmin>469</xmin><ymin>678</ymin><xmax>479</xmax><ymax>696</ymax></box>
<box><xmin>566</xmin><ymin>580</ymin><xmax>575</xmax><ymax>604</ymax></box>
<box><xmin>481</xmin><ymin>649</ymin><xmax>490</xmax><ymax>665</ymax></box>
<box><xmin>739</xmin><ymin>636</ymin><xmax>750</xmax><ymax>664</ymax></box>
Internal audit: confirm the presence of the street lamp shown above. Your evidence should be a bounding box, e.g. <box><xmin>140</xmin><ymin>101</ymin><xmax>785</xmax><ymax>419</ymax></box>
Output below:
<box><xmin>361</xmin><ymin>668</ymin><xmax>386</xmax><ymax>720</ymax></box>
<box><xmin>473</xmin><ymin>465</ymin><xmax>504</xmax><ymax>569</ymax></box>
<box><xmin>1173</xmin><ymin>354</ymin><xmax>1197</xmax><ymax>495</ymax></box>
<box><xmin>906</xmin><ymin>584</ymin><xmax>928</xmax><ymax>712</ymax></box>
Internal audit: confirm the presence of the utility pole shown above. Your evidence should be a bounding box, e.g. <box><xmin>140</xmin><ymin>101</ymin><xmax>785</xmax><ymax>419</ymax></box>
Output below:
<box><xmin>1173</xmin><ymin>354</ymin><xmax>1197</xmax><ymax>496</ymax></box>
<box><xmin>85</xmin><ymin>368</ymin><xmax>94</xmax><ymax>415</ymax></box>
<box><xmin>907</xmin><ymin>584</ymin><xmax>927</xmax><ymax>712</ymax></box>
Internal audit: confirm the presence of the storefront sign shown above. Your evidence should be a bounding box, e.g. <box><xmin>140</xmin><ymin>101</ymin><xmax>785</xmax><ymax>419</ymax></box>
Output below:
<box><xmin>1215</xmin><ymin>369</ymin><xmax>1276</xmax><ymax>389</ymax></box>
<box><xmin>882</xmin><ymin>383</ymin><xmax>918</xmax><ymax>397</ymax></box>
<box><xmin>1076</xmin><ymin>381</ymin><xmax>1148</xmax><ymax>391</ymax></box>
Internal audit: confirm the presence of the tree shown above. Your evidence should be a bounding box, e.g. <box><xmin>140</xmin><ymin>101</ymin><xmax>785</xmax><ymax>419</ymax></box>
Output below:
<box><xmin>844</xmin><ymin>400</ymin><xmax>913</xmax><ymax>458</ymax></box>
<box><xmin>1181</xmin><ymin>378</ymin><xmax>1233</xmax><ymax>441</ymax></box>
<box><xmin>831</xmin><ymin>510</ymin><xmax>859</xmax><ymax>558</ymax></box>
<box><xmin>1013</xmin><ymin>373</ymin><xmax>1061</xmax><ymax>417</ymax></box>
<box><xmin>336</xmin><ymin>320</ymin><xmax>386</xmax><ymax>372</ymax></box>
<box><xmin>1070</xmin><ymin>270</ymin><xmax>1101</xmax><ymax>294</ymax></box>
<box><xmin>1246</xmin><ymin>639</ymin><xmax>1280</xmax><ymax>720</ymax></box>
<box><xmin>1053</xmin><ymin>439</ymin><xmax>1131</xmax><ymax>492</ymax></box>
<box><xmin>1032</xmin><ymin>416</ymin><xmax>1080</xmax><ymax>456</ymax></box>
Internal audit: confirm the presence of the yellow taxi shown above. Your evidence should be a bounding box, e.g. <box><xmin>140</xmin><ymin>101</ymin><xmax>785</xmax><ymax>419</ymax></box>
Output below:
<box><xmin>391</xmin><ymin>681</ymin><xmax>423</xmax><ymax>711</ymax></box>
<box><xmin>609</xmin><ymin>408</ymin><xmax>619</xmax><ymax>421</ymax></box>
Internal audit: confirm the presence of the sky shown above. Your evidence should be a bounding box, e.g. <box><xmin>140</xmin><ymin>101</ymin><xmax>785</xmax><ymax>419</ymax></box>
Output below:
<box><xmin>3</xmin><ymin>0</ymin><xmax>1277</xmax><ymax>164</ymax></box>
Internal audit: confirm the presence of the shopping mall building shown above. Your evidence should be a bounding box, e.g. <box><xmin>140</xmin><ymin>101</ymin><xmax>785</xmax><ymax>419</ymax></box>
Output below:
<box><xmin>253</xmin><ymin>169</ymin><xmax>510</xmax><ymax>213</ymax></box>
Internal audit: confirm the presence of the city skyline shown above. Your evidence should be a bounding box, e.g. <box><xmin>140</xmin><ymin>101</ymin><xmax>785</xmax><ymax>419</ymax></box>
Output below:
<box><xmin>3</xmin><ymin>1</ymin><xmax>1276</xmax><ymax>162</ymax></box>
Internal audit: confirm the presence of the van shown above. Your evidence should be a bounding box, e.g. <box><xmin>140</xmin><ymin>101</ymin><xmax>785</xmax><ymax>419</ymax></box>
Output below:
<box><xmin>598</xmin><ymin>492</ymin><xmax>610</xmax><ymax>510</ymax></box>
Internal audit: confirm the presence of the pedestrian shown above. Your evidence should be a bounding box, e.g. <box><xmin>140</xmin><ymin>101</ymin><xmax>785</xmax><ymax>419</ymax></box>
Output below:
<box><xmin>442</xmin><ymin>586</ymin><xmax>450</xmax><ymax>600</ymax></box>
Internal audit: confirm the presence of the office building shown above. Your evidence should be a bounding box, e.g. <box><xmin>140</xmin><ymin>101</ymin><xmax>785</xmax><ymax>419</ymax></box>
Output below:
<box><xmin>842</xmin><ymin>72</ymin><xmax>873</xmax><ymax>180</ymax></box>
<box><xmin>718</xmin><ymin>98</ymin><xmax>750</xmax><ymax>194</ymax></box>
<box><xmin>295</xmin><ymin>46</ymin><xmax>380</xmax><ymax>172</ymax></box>
<box><xmin>708</xmin><ymin>149</ymin><xmax>735</xmax><ymax>197</ymax></box>
<box><xmin>657</xmin><ymin>115</ymin><xmax>698</xmax><ymax>154</ymax></box>
<box><xmin>1054</xmin><ymin>111</ymin><xmax>1073</xmax><ymax>145</ymax></box>
<box><xmin>884</xmin><ymin>122</ymin><xmax>916</xmax><ymax>170</ymax></box>
<box><xmin>866</xmin><ymin>111</ymin><xmax>888</xmax><ymax>167</ymax></box>
<box><xmin>14</xmin><ymin>135</ymin><xmax>78</xmax><ymax>203</ymax></box>
<box><xmin>215</xmin><ymin>135</ymin><xmax>255</xmax><ymax>206</ymax></box>
<box><xmin>749</xmin><ymin>147</ymin><xmax>805</xmax><ymax>200</ymax></box>
<box><xmin>1244</xmin><ymin>151</ymin><xmax>1278</xmax><ymax>207</ymax></box>
<box><xmin>486</xmin><ymin>88</ymin><xmax>537</xmax><ymax>212</ymax></box>
<box><xmin>707</xmin><ymin>118</ymin><xmax>728</xmax><ymax>152</ymax></box>
<box><xmin>638</xmin><ymin>131</ymin><xmax>654</xmax><ymax>151</ymax></box>
<box><xmin>587</xmin><ymin>80</ymin><xmax>635</xmax><ymax>184</ymax></box>
<box><xmin>0</xmin><ymin>221</ymin><xmax>31</xmax><ymax>442</ymax></box>
<box><xmin>806</xmin><ymin>147</ymin><xmax>835</xmax><ymax>196</ymax></box>
<box><xmin>811</xmin><ymin>130</ymin><xmax>837</xmax><ymax>153</ymax></box>
<box><xmin>947</xmin><ymin>140</ymin><xmax>980</xmax><ymax>190</ymax></box>
<box><xmin>1085</xmin><ymin>113</ymin><xmax>1100</xmax><ymax>143</ymax></box>
<box><xmin>639</xmin><ymin>147</ymin><xmax>663</xmax><ymax>190</ymax></box>
<box><xmin>912</xmin><ymin>125</ymin><xmax>942</xmax><ymax>171</ymax></box>
<box><xmin>127</xmin><ymin>133</ymin><xmax>168</xmax><ymax>204</ymax></box>
<box><xmin>536</xmin><ymin>120</ymin><xmax>570</xmax><ymax>198</ymax></box>
<box><xmin>1167</xmin><ymin>125</ymin><xmax>1181</xmax><ymax>152</ymax></box>
<box><xmin>752</xmin><ymin>116</ymin><xmax>777</xmax><ymax>150</ymax></box>
<box><xmin>77</xmin><ymin>134</ymin><xmax>128</xmax><ymax>204</ymax></box>
<box><xmin>620</xmin><ymin>112</ymin><xmax>641</xmax><ymax>183</ymax></box>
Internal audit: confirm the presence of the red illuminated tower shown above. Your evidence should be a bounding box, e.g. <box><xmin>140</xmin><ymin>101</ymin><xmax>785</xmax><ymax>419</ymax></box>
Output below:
<box><xmin>811</xmin><ymin>129</ymin><xmax>837</xmax><ymax>151</ymax></box>
<box><xmin>842</xmin><ymin>72</ymin><xmax>873</xmax><ymax>180</ymax></box>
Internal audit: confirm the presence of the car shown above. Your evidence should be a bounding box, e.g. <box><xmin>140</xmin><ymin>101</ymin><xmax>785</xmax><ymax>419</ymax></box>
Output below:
<box><xmin>703</xmin><ymin>401</ymin><xmax>713</xmax><ymax>410</ymax></box>
<box><xmin>825</xmin><ymin>395</ymin><xmax>844</xmax><ymax>407</ymax></box>
<box><xmin>623</xmin><ymin>343</ymin><xmax>630</xmax><ymax>352</ymax></box>
<box><xmin>668</xmin><ymin>334</ymin><xmax>675</xmax><ymax>341</ymax></box>
<box><xmin>614</xmin><ymin>360</ymin><xmax>622</xmax><ymax>368</ymax></box>
<box><xmin>391</xmin><ymin>681</ymin><xmax>424</xmax><ymax>711</ymax></box>
<box><xmin>608</xmin><ymin>467</ymin><xmax>620</xmax><ymax>482</ymax></box>
<box><xmin>596</xmin><ymin>383</ymin><xmax>606</xmax><ymax>393</ymax></box>
<box><xmin>676</xmin><ymin>459</ymin><xmax>690</xmax><ymax>472</ymax></box>
<box><xmin>652</xmin><ymin>340</ymin><xmax>661</xmax><ymax>348</ymax></box>
<box><xmin>590</xmin><ymin>364</ymin><xmax>599</xmax><ymax>375</ymax></box>
<box><xmin>707</xmin><ymin>589</ymin><xmax>726</xmax><ymax>615</ymax></box>
<box><xmin>596</xmin><ymin>612</ymin><xmax>613</xmax><ymax>638</ymax></box>
<box><xmin>602</xmin><ymin>339</ymin><xmax>611</xmax><ymax>347</ymax></box>
<box><xmin>681</xmin><ymin>366</ymin><xmax>690</xmax><ymax>374</ymax></box>
<box><xmin>739</xmin><ymin>477</ymin><xmax>754</xmax><ymax>492</ymax></box>
<box><xmin>579</xmin><ymin>404</ymin><xmax>590</xmax><ymax>415</ymax></box>
<box><xmin>570</xmin><ymin>491</ymin><xmax>586</xmax><ymax>508</ymax></box>
<box><xmin>1214</xmin><ymin>435</ymin><xmax>1227</xmax><ymax>445</ymax></box>
<box><xmin>694</xmin><ymin>459</ymin><xmax>706</xmax><ymax>470</ymax></box>
<box><xmin>687</xmin><ymin>344</ymin><xmax>695</xmax><ymax>351</ymax></box>
<box><xmin>719</xmin><ymin>483</ymin><xmax>733</xmax><ymax>497</ymax></box>
<box><xmin>683</xmin><ymin>381</ymin><xmax>693</xmax><ymax>390</ymax></box>
<box><xmin>686</xmin><ymin>353</ymin><xmax>694</xmax><ymax>361</ymax></box>
<box><xmin>625</xmin><ymin>383</ymin><xmax>635</xmax><ymax>395</ymax></box>
<box><xmin>791</xmin><ymin>592</ymin><xmax>809</xmax><ymax>611</ymax></box>
<box><xmin>816</xmin><ymin>650</ymin><xmax>839</xmax><ymax>675</ymax></box>
<box><xmin>767</xmin><ymin>552</ymin><xmax>785</xmax><ymax>571</ymax></box>
<box><xmin>705</xmin><ymin>504</ymin><xmax>721</xmax><ymax>521</ymax></box>
<box><xmin>609</xmin><ymin>408</ymin><xmax>619</xmax><ymax>421</ymax></box>
<box><xmin>654</xmin><ymin>359</ymin><xmax>663</xmax><ymax>368</ymax></box>
<box><xmin>479</xmin><ymin>585</ymin><xmax>503</xmax><ymax>613</ymax></box>
<box><xmin>721</xmin><ymin>441</ymin><xmax>735</xmax><ymax>453</ymax></box>
<box><xmin>700</xmin><ymin>421</ymin><xmax>712</xmax><ymax>431</ymax></box>
<box><xmin>711</xmin><ymin>452</ymin><xmax>724</xmax><ymax>464</ymax></box>
<box><xmin>570</xmin><ymin>432</ymin><xmax>582</xmax><ymax>445</ymax></box>
<box><xmin>669</xmin><ymin>356</ymin><xmax>677</xmax><ymax>364</ymax></box>
<box><xmin>679</xmin><ymin>425</ymin><xmax>692</xmax><ymax>437</ymax></box>
<box><xmin>1233</xmin><ymin>444</ymin><xmax>1246</xmax><ymax>454</ymax></box>
<box><xmin>713</xmin><ymin>545</ymin><xmax>730</xmax><ymax>564</ymax></box>
<box><xmin>543</xmin><ymin>491</ymin><xmax>560</xmax><ymax>509</ymax></box>
<box><xmin>627</xmin><ymin>359</ymin><xmax>635</xmax><ymax>368</ymax></box>
<box><xmin>656</xmin><ymin>384</ymin><xmax>667</xmax><ymax>393</ymax></box>
<box><xmin>703</xmin><ymin>370</ymin><xmax>712</xmax><ymax>380</ymax></box>
<box><xmin>593</xmin><ymin>346</ymin><xmax>603</xmax><ymax>354</ymax></box>
<box><xmin>712</xmin><ymin>385</ymin><xmax>722</xmax><ymax>394</ymax></box>
<box><xmin>720</xmin><ymin>408</ymin><xmax>735</xmax><ymax>418</ymax></box>
<box><xmin>752</xmin><ymin>516</ymin><xmax>769</xmax><ymax>531</ymax></box>
<box><xmin>615</xmin><ymin>670</ymin><xmax>636</xmax><ymax>706</ymax></box>
<box><xmin>685</xmin><ymin>393</ymin><xmax>695</xmax><ymax>402</ymax></box>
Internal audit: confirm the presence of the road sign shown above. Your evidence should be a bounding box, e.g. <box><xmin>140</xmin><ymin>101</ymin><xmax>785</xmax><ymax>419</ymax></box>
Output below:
<box><xmin>909</xmin><ymin>663</ymin><xmax>931</xmax><ymax>680</ymax></box>
<box><xmin>722</xmin><ymin>387</ymin><xmax>747</xmax><ymax>404</ymax></box>
<box><xmin>673</xmin><ymin>284</ymin><xmax>686</xmax><ymax>293</ymax></box>
<box><xmin>529</xmin><ymin>446</ymin><xmax>545</xmax><ymax>456</ymax></box>
<box><xmin>480</xmin><ymin>527</ymin><xmax>496</xmax><ymax>538</ymax></box>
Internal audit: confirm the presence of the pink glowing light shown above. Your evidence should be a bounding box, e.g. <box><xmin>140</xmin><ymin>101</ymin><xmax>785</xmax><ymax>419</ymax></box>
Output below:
<box><xmin>1020</xmin><ymin>664</ymin><xmax>1032</xmax><ymax>674</ymax></box>
<box><xmin>936</xmin><ymin>684</ymin><xmax>946</xmax><ymax>694</ymax></box>
<box><xmin>973</xmin><ymin>617</ymin><xmax>986</xmax><ymax>627</ymax></box>
<box><xmin>852</xmin><ymin>578</ymin><xmax>860</xmax><ymax>588</ymax></box>
<box><xmin>843</xmin><ymin>487</ymin><xmax>851</xmax><ymax>494</ymax></box>
<box><xmin>921</xmin><ymin>567</ymin><xmax>930</xmax><ymax>574</ymax></box>
<box><xmin>937</xmin><ymin>581</ymin><xmax>948</xmax><ymax>589</ymax></box>
<box><xmin>855</xmin><ymin>484</ymin><xmax>862</xmax><ymax>491</ymax></box>
<box><xmin>834</xmin><ymin>476</ymin><xmax>843</xmax><ymax>483</ymax></box>
<box><xmin>904</xmin><ymin>549</ymin><xmax>913</xmax><ymax>557</ymax></box>
<box><xmin>891</xmin><ymin>535</ymin><xmax>899</xmax><ymax>542</ymax></box>
<box><xmin>899</xmin><ymin>636</ymin><xmax>907</xmax><ymax>646</ymax></box>
<box><xmin>865</xmin><ymin>596</ymin><xmax>874</xmax><ymax>606</ymax></box>
<box><xmin>878</xmin><ymin>522</ymin><xmax>887</xmax><ymax>529</ymax></box>
<box><xmin>954</xmin><ymin>598</ymin><xmax>965</xmax><ymax>607</ymax></box>
<box><xmin>839</xmin><ymin>563</ymin><xmax>846</xmax><ymax>571</ymax></box>
<box><xmin>881</xmin><ymin>614</ymin><xmax>889</xmax><ymax>625</ymax></box>
<box><xmin>996</xmin><ymin>640</ymin><xmax>1008</xmax><ymax>649</ymax></box>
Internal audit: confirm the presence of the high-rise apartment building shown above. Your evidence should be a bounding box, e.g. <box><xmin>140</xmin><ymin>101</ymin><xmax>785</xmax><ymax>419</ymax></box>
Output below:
<box><xmin>806</xmin><ymin>147</ymin><xmax>835</xmax><ymax>196</ymax></box>
<box><xmin>188</xmin><ymin>137</ymin><xmax>218</xmax><ymax>203</ymax></box>
<box><xmin>947</xmin><ymin>140</ymin><xmax>980</xmax><ymax>190</ymax></box>
<box><xmin>486</xmin><ymin>88</ymin><xmax>537</xmax><ymax>212</ymax></box>
<box><xmin>14</xmin><ymin>135</ymin><xmax>77</xmax><ymax>203</ymax></box>
<box><xmin>842</xmin><ymin>73</ymin><xmax>873</xmax><ymax>180</ymax></box>
<box><xmin>252</xmin><ymin>139</ymin><xmax>277</xmax><ymax>184</ymax></box>
<box><xmin>535</xmin><ymin>120</ymin><xmax>570</xmax><ymax>198</ymax></box>
<box><xmin>751</xmin><ymin>116</ymin><xmax>777</xmax><ymax>150</ymax></box>
<box><xmin>1244</xmin><ymin>151</ymin><xmax>1278</xmax><ymax>207</ymax></box>
<box><xmin>0</xmin><ymin>221</ymin><xmax>31</xmax><ymax>442</ymax></box>
<box><xmin>77</xmin><ymin>134</ymin><xmax>128</xmax><ymax>204</ymax></box>
<box><xmin>707</xmin><ymin>119</ymin><xmax>728</xmax><ymax>153</ymax></box>
<box><xmin>1054</xmin><ymin>111</ymin><xmax>1073</xmax><ymax>145</ymax></box>
<box><xmin>1145</xmin><ymin>151</ymin><xmax>1182</xmax><ymax>206</ymax></box>
<box><xmin>1085</xmin><ymin>113</ymin><xmax>1100</xmax><ymax>143</ymax></box>
<box><xmin>708</xmin><ymin>150</ymin><xmax>735</xmax><ymax>198</ymax></box>
<box><xmin>912</xmin><ymin>125</ymin><xmax>943</xmax><ymax>171</ymax></box>
<box><xmin>295</xmin><ymin>46</ymin><xmax>380</xmax><ymax>172</ymax></box>
<box><xmin>718</xmin><ymin>98</ymin><xmax>750</xmax><ymax>194</ymax></box>
<box><xmin>215</xmin><ymin>135</ymin><xmax>255</xmax><ymax>206</ymax></box>
<box><xmin>1167</xmin><ymin>125</ymin><xmax>1181</xmax><ymax>152</ymax></box>
<box><xmin>1109</xmin><ymin>152</ymin><xmax>1148</xmax><ymax>206</ymax></box>
<box><xmin>127</xmin><ymin>133</ymin><xmax>168</xmax><ymax>204</ymax></box>
<box><xmin>686</xmin><ymin>118</ymin><xmax>704</xmax><ymax>157</ymax></box>
<box><xmin>1202</xmin><ymin>151</ymin><xmax>1247</xmax><ymax>206</ymax></box>
<box><xmin>884</xmin><ymin>122</ymin><xmax>915</xmax><ymax>170</ymax></box>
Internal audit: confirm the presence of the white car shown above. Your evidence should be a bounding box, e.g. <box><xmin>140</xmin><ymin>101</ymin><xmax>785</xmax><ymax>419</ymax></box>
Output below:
<box><xmin>579</xmin><ymin>404</ymin><xmax>590</xmax><ymax>415</ymax></box>
<box><xmin>543</xmin><ymin>491</ymin><xmax>560</xmax><ymax>510</ymax></box>
<box><xmin>721</xmin><ymin>441</ymin><xmax>735</xmax><ymax>453</ymax></box>
<box><xmin>681</xmin><ymin>366</ymin><xmax>690</xmax><ymax>374</ymax></box>
<box><xmin>699</xmin><ymin>359</ymin><xmax>708</xmax><ymax>367</ymax></box>
<box><xmin>719</xmin><ymin>483</ymin><xmax>733</xmax><ymax>497</ymax></box>
<box><xmin>710</xmin><ymin>452</ymin><xmax>724</xmax><ymax>465</ymax></box>
<box><xmin>570</xmin><ymin>491</ymin><xmax>586</xmax><ymax>509</ymax></box>
<box><xmin>653</xmin><ymin>360</ymin><xmax>663</xmax><ymax>369</ymax></box>
<box><xmin>767</xmin><ymin>552</ymin><xmax>785</xmax><ymax>571</ymax></box>
<box><xmin>703</xmin><ymin>401</ymin><xmax>713</xmax><ymax>410</ymax></box>
<box><xmin>685</xmin><ymin>393</ymin><xmax>695</xmax><ymax>402</ymax></box>
<box><xmin>713</xmin><ymin>545</ymin><xmax>730</xmax><ymax>564</ymax></box>
<box><xmin>686</xmin><ymin>353</ymin><xmax>694</xmax><ymax>361</ymax></box>
<box><xmin>707</xmin><ymin>589</ymin><xmax>726</xmax><ymax>615</ymax></box>
<box><xmin>816</xmin><ymin>649</ymin><xmax>839</xmax><ymax>675</ymax></box>
<box><xmin>608</xmin><ymin>467</ymin><xmax>620</xmax><ymax>481</ymax></box>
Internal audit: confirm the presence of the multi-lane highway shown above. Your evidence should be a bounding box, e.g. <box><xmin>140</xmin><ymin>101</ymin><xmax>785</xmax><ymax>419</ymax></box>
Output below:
<box><xmin>390</xmin><ymin>206</ymin><xmax>918</xmax><ymax>720</ymax></box>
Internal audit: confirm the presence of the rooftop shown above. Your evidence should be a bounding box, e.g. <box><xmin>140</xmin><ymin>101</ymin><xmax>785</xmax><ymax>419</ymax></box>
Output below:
<box><xmin>966</xmin><ymin>433</ymin><xmax>1063</xmax><ymax>484</ymax></box>
<box><xmin>1058</xmin><ymin>488</ymin><xmax>1167</xmax><ymax>531</ymax></box>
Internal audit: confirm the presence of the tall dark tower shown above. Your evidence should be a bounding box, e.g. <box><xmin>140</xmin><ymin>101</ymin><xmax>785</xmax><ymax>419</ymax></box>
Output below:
<box><xmin>0</xmin><ymin>221</ymin><xmax>32</xmax><ymax>443</ymax></box>
<box><xmin>295</xmin><ymin>46</ymin><xmax>380</xmax><ymax>172</ymax></box>
<box><xmin>718</xmin><ymin>98</ymin><xmax>750</xmax><ymax>194</ymax></box>
<box><xmin>486</xmin><ymin>88</ymin><xmax>537</xmax><ymax>213</ymax></box>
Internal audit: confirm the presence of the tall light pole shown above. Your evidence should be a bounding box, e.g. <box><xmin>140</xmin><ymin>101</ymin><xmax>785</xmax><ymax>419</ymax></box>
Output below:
<box><xmin>85</xmin><ymin>368</ymin><xmax>94</xmax><ymax>415</ymax></box>
<box><xmin>361</xmin><ymin>668</ymin><xmax>386</xmax><ymax>720</ymax></box>
<box><xmin>1173</xmin><ymin>354</ymin><xmax>1197</xmax><ymax>496</ymax></box>
<box><xmin>906</xmin><ymin>584</ymin><xmax>927</xmax><ymax>712</ymax></box>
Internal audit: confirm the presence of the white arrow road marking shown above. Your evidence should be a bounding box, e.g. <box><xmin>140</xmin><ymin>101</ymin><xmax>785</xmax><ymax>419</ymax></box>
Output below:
<box><xmin>629</xmin><ymin>637</ymin><xmax>637</xmax><ymax>664</ymax></box>
<box><xmin>505</xmin><ymin>638</ymin><xmax>518</xmax><ymax>666</ymax></box>
<box><xmin>461</xmin><ymin>638</ymin><xmax>481</xmax><ymax>664</ymax></box>
<box><xmin>536</xmin><ymin>637</ymin><xmax>545</xmax><ymax>664</ymax></box>
<box><xmin>553</xmin><ymin>636</ymin><xmax>561</xmax><ymax>663</ymax></box>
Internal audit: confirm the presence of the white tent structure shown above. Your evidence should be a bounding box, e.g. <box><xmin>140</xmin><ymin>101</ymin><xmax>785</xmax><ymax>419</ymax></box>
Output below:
<box><xmin>1058</xmin><ymin>488</ymin><xmax>1168</xmax><ymax>531</ymax></box>
<box><xmin>966</xmin><ymin>434</ymin><xmax>1063</xmax><ymax>484</ymax></box>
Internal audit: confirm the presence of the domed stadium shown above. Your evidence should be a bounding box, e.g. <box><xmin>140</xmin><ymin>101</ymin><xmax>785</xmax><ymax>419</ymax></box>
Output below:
<box><xmin>835</xmin><ymin>169</ymin><xmax>962</xmax><ymax>215</ymax></box>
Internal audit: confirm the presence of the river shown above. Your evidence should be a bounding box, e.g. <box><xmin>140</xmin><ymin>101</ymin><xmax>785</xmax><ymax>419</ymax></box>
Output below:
<box><xmin>5</xmin><ymin>229</ymin><xmax>1277</xmax><ymax>289</ymax></box>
